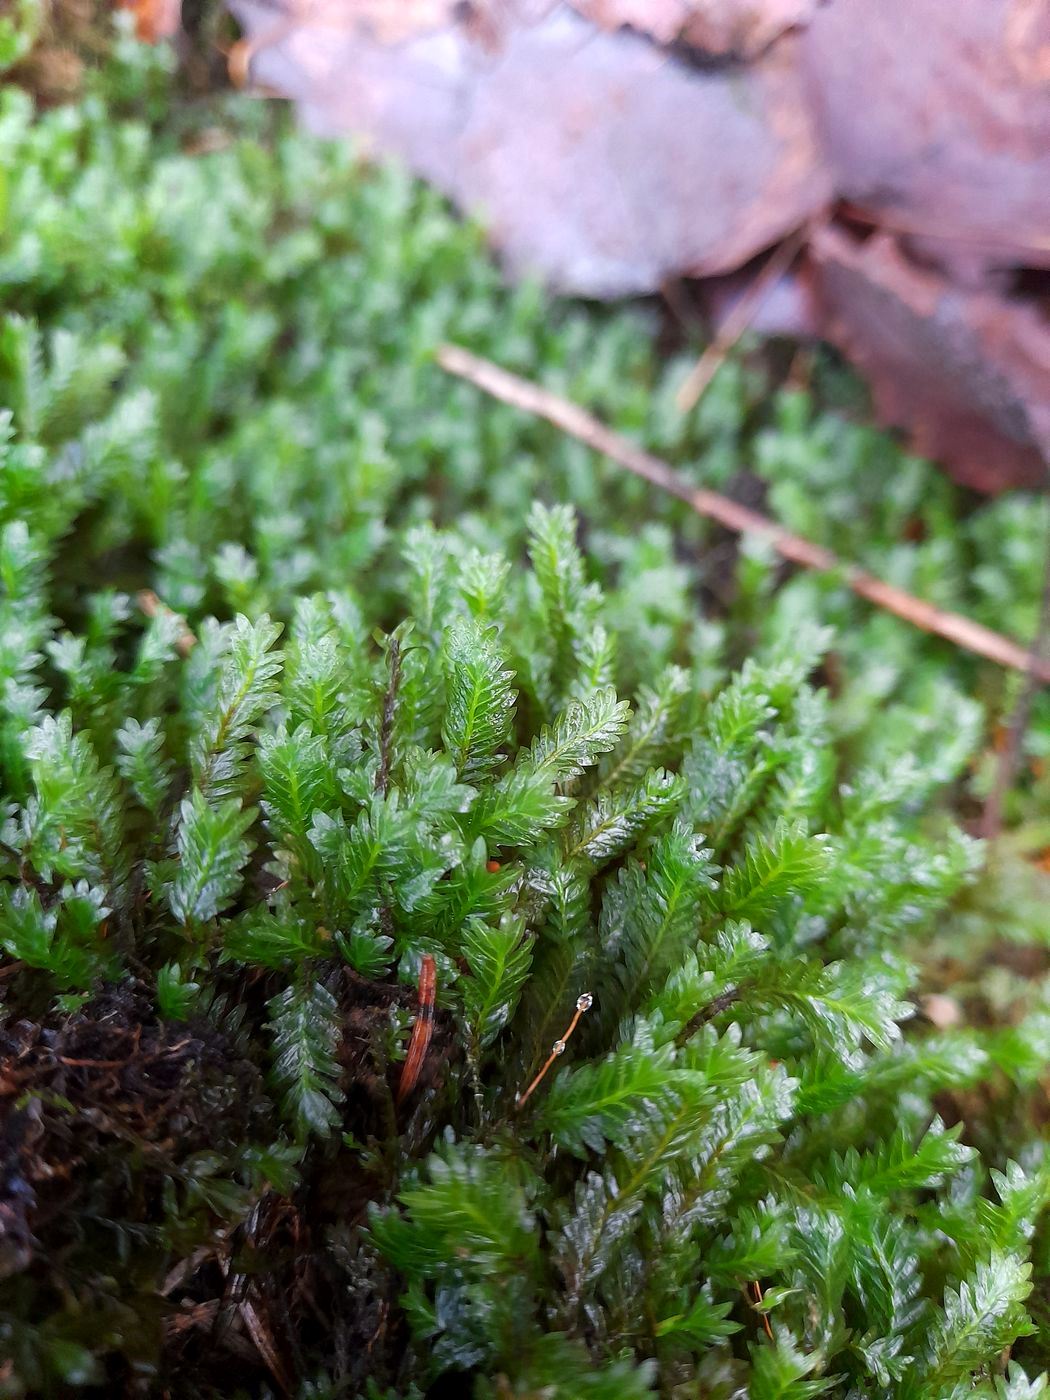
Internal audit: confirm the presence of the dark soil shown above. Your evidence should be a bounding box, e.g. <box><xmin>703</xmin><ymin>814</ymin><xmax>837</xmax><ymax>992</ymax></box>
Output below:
<box><xmin>0</xmin><ymin>971</ymin><xmax>456</xmax><ymax>1396</ymax></box>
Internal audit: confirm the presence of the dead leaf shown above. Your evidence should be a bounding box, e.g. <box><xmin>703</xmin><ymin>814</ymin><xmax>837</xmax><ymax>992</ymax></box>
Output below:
<box><xmin>328</xmin><ymin>0</ymin><xmax>459</xmax><ymax>43</ymax></box>
<box><xmin>1005</xmin><ymin>0</ymin><xmax>1050</xmax><ymax>84</ymax></box>
<box><xmin>572</xmin><ymin>0</ymin><xmax>820</xmax><ymax>58</ymax></box>
<box><xmin>800</xmin><ymin>0</ymin><xmax>1050</xmax><ymax>269</ymax></box>
<box><xmin>809</xmin><ymin>225</ymin><xmax>1050</xmax><ymax>492</ymax></box>
<box><xmin>230</xmin><ymin>0</ymin><xmax>830</xmax><ymax>296</ymax></box>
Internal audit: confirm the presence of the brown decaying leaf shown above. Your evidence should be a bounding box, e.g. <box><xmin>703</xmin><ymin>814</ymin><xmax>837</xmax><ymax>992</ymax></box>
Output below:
<box><xmin>799</xmin><ymin>0</ymin><xmax>1050</xmax><ymax>270</ymax></box>
<box><xmin>229</xmin><ymin>0</ymin><xmax>831</xmax><ymax>297</ymax></box>
<box><xmin>808</xmin><ymin>226</ymin><xmax>1050</xmax><ymax>493</ymax></box>
<box><xmin>228</xmin><ymin>0</ymin><xmax>1050</xmax><ymax>280</ymax></box>
<box><xmin>304</xmin><ymin>0</ymin><xmax>460</xmax><ymax>44</ymax></box>
<box><xmin>572</xmin><ymin>0</ymin><xmax>820</xmax><ymax>58</ymax></box>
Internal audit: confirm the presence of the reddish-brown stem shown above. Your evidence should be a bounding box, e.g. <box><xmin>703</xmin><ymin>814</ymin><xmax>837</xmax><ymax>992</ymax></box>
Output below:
<box><xmin>516</xmin><ymin>992</ymin><xmax>593</xmax><ymax>1108</ymax></box>
<box><xmin>751</xmin><ymin>1280</ymin><xmax>774</xmax><ymax>1340</ymax></box>
<box><xmin>137</xmin><ymin>589</ymin><xmax>196</xmax><ymax>656</ymax></box>
<box><xmin>397</xmin><ymin>955</ymin><xmax>437</xmax><ymax>1105</ymax></box>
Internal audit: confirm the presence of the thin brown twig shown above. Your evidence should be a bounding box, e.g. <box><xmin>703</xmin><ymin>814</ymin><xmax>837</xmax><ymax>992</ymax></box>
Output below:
<box><xmin>238</xmin><ymin>1293</ymin><xmax>294</xmax><ymax>1396</ymax></box>
<box><xmin>515</xmin><ymin>992</ymin><xmax>593</xmax><ymax>1108</ymax></box>
<box><xmin>751</xmin><ymin>1280</ymin><xmax>775</xmax><ymax>1340</ymax></box>
<box><xmin>676</xmin><ymin>228</ymin><xmax>807</xmax><ymax>413</ymax></box>
<box><xmin>674</xmin><ymin>986</ymin><xmax>744</xmax><ymax>1049</ymax></box>
<box><xmin>437</xmin><ymin>343</ymin><xmax>1050</xmax><ymax>684</ymax></box>
<box><xmin>137</xmin><ymin>590</ymin><xmax>196</xmax><ymax>656</ymax></box>
<box><xmin>397</xmin><ymin>955</ymin><xmax>437</xmax><ymax>1105</ymax></box>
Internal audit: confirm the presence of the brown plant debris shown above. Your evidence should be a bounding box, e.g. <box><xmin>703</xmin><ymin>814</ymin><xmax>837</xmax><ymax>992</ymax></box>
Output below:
<box><xmin>807</xmin><ymin>226</ymin><xmax>1050</xmax><ymax>494</ymax></box>
<box><xmin>572</xmin><ymin>0</ymin><xmax>820</xmax><ymax>58</ymax></box>
<box><xmin>228</xmin><ymin>0</ymin><xmax>831</xmax><ymax>298</ymax></box>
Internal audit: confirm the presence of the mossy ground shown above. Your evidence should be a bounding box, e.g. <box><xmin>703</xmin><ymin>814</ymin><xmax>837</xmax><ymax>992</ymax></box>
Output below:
<box><xmin>1</xmin><ymin>17</ymin><xmax>1049</xmax><ymax>1399</ymax></box>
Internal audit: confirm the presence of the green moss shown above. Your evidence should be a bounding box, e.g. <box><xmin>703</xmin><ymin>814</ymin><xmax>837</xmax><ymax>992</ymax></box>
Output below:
<box><xmin>1</xmin><ymin>24</ymin><xmax>1049</xmax><ymax>1399</ymax></box>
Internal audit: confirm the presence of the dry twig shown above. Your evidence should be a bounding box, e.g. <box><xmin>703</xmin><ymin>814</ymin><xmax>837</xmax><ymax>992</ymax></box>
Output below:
<box><xmin>516</xmin><ymin>993</ymin><xmax>593</xmax><ymax>1108</ymax></box>
<box><xmin>437</xmin><ymin>343</ymin><xmax>1050</xmax><ymax>684</ymax></box>
<box><xmin>750</xmin><ymin>1280</ymin><xmax>775</xmax><ymax>1341</ymax></box>
<box><xmin>137</xmin><ymin>589</ymin><xmax>196</xmax><ymax>656</ymax></box>
<box><xmin>397</xmin><ymin>954</ymin><xmax>437</xmax><ymax>1105</ymax></box>
<box><xmin>676</xmin><ymin>228</ymin><xmax>807</xmax><ymax>413</ymax></box>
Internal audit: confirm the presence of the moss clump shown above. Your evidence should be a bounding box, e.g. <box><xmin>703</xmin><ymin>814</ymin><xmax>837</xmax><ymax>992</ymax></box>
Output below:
<box><xmin>2</xmin><ymin>23</ymin><xmax>1049</xmax><ymax>1400</ymax></box>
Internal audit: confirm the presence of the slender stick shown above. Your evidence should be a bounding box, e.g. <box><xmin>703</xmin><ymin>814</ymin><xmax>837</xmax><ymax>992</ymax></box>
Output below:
<box><xmin>674</xmin><ymin>986</ymin><xmax>744</xmax><ymax>1049</ymax></box>
<box><xmin>397</xmin><ymin>954</ymin><xmax>437</xmax><ymax>1105</ymax></box>
<box><xmin>751</xmin><ymin>1280</ymin><xmax>775</xmax><ymax>1341</ymax></box>
<box><xmin>137</xmin><ymin>589</ymin><xmax>196</xmax><ymax>656</ymax></box>
<box><xmin>515</xmin><ymin>992</ymin><xmax>593</xmax><ymax>1108</ymax></box>
<box><xmin>676</xmin><ymin>228</ymin><xmax>806</xmax><ymax>413</ymax></box>
<box><xmin>437</xmin><ymin>343</ymin><xmax>1050</xmax><ymax>684</ymax></box>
